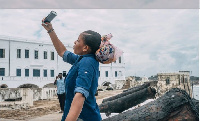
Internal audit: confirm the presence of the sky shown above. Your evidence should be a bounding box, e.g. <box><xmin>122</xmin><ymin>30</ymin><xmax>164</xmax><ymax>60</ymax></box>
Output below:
<box><xmin>0</xmin><ymin>0</ymin><xmax>198</xmax><ymax>8</ymax></box>
<box><xmin>0</xmin><ymin>9</ymin><xmax>199</xmax><ymax>77</ymax></box>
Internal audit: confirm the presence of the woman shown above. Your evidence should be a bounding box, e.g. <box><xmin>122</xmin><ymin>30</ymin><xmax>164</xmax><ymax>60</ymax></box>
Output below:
<box><xmin>42</xmin><ymin>20</ymin><xmax>102</xmax><ymax>121</ymax></box>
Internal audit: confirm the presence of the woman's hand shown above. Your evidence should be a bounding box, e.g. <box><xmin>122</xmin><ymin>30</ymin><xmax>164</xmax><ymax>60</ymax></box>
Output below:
<box><xmin>41</xmin><ymin>18</ymin><xmax>53</xmax><ymax>32</ymax></box>
<box><xmin>41</xmin><ymin>17</ymin><xmax>67</xmax><ymax>57</ymax></box>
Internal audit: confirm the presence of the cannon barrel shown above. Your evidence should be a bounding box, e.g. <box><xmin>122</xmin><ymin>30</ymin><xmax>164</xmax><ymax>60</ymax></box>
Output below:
<box><xmin>99</xmin><ymin>87</ymin><xmax>156</xmax><ymax>114</ymax></box>
<box><xmin>103</xmin><ymin>88</ymin><xmax>199</xmax><ymax>121</ymax></box>
<box><xmin>123</xmin><ymin>82</ymin><xmax>150</xmax><ymax>93</ymax></box>
<box><xmin>102</xmin><ymin>83</ymin><xmax>151</xmax><ymax>103</ymax></box>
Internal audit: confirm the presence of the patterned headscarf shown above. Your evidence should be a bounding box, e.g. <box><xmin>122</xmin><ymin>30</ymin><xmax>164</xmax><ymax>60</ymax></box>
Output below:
<box><xmin>95</xmin><ymin>33</ymin><xmax>123</xmax><ymax>64</ymax></box>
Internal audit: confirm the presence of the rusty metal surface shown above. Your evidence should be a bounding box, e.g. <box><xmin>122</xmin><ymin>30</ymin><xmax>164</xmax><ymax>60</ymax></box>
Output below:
<box><xmin>164</xmin><ymin>104</ymin><xmax>197</xmax><ymax>121</ymax></box>
<box><xmin>123</xmin><ymin>82</ymin><xmax>150</xmax><ymax>93</ymax></box>
<box><xmin>99</xmin><ymin>87</ymin><xmax>156</xmax><ymax>114</ymax></box>
<box><xmin>102</xmin><ymin>88</ymin><xmax>199</xmax><ymax>121</ymax></box>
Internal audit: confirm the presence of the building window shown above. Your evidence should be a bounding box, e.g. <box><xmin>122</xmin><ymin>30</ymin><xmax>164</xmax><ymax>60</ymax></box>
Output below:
<box><xmin>119</xmin><ymin>57</ymin><xmax>121</xmax><ymax>63</ymax></box>
<box><xmin>119</xmin><ymin>71</ymin><xmax>123</xmax><ymax>76</ymax></box>
<box><xmin>185</xmin><ymin>78</ymin><xmax>188</xmax><ymax>83</ymax></box>
<box><xmin>115</xmin><ymin>71</ymin><xmax>117</xmax><ymax>77</ymax></box>
<box><xmin>51</xmin><ymin>52</ymin><xmax>54</xmax><ymax>60</ymax></box>
<box><xmin>178</xmin><ymin>75</ymin><xmax>180</xmax><ymax>85</ymax></box>
<box><xmin>43</xmin><ymin>69</ymin><xmax>47</xmax><ymax>77</ymax></box>
<box><xmin>25</xmin><ymin>69</ymin><xmax>29</xmax><ymax>77</ymax></box>
<box><xmin>99</xmin><ymin>71</ymin><xmax>100</xmax><ymax>77</ymax></box>
<box><xmin>0</xmin><ymin>68</ymin><xmax>5</xmax><ymax>76</ymax></box>
<box><xmin>105</xmin><ymin>71</ymin><xmax>108</xmax><ymax>77</ymax></box>
<box><xmin>166</xmin><ymin>78</ymin><xmax>170</xmax><ymax>85</ymax></box>
<box><xmin>44</xmin><ymin>51</ymin><xmax>47</xmax><ymax>59</ymax></box>
<box><xmin>16</xmin><ymin>69</ymin><xmax>21</xmax><ymax>76</ymax></box>
<box><xmin>63</xmin><ymin>71</ymin><xmax>66</xmax><ymax>77</ymax></box>
<box><xmin>0</xmin><ymin>49</ymin><xmax>5</xmax><ymax>58</ymax></box>
<box><xmin>51</xmin><ymin>70</ymin><xmax>54</xmax><ymax>77</ymax></box>
<box><xmin>33</xmin><ymin>69</ymin><xmax>40</xmax><ymax>77</ymax></box>
<box><xmin>17</xmin><ymin>49</ymin><xmax>21</xmax><ymax>58</ymax></box>
<box><xmin>35</xmin><ymin>50</ymin><xmax>38</xmax><ymax>59</ymax></box>
<box><xmin>181</xmin><ymin>76</ymin><xmax>184</xmax><ymax>83</ymax></box>
<box><xmin>25</xmin><ymin>49</ymin><xmax>29</xmax><ymax>58</ymax></box>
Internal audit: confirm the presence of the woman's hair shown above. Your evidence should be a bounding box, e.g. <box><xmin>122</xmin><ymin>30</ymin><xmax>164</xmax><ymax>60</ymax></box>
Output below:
<box><xmin>81</xmin><ymin>30</ymin><xmax>101</xmax><ymax>54</ymax></box>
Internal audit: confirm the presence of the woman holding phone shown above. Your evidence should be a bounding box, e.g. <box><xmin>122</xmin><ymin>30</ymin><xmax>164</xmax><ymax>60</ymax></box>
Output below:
<box><xmin>42</xmin><ymin>18</ymin><xmax>102</xmax><ymax>121</ymax></box>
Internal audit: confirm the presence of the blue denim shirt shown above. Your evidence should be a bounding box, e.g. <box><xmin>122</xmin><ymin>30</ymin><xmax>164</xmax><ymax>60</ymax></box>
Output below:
<box><xmin>61</xmin><ymin>50</ymin><xmax>102</xmax><ymax>121</ymax></box>
<box><xmin>56</xmin><ymin>78</ymin><xmax>65</xmax><ymax>94</ymax></box>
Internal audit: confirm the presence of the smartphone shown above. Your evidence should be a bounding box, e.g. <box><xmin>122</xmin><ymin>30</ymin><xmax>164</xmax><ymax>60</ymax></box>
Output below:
<box><xmin>44</xmin><ymin>11</ymin><xmax>57</xmax><ymax>23</ymax></box>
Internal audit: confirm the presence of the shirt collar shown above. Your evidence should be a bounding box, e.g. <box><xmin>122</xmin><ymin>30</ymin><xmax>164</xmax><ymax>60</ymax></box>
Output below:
<box><xmin>81</xmin><ymin>53</ymin><xmax>95</xmax><ymax>57</ymax></box>
<box><xmin>75</xmin><ymin>54</ymin><xmax>95</xmax><ymax>64</ymax></box>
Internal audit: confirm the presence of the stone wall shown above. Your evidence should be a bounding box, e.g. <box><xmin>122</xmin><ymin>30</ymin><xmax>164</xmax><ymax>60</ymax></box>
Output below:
<box><xmin>121</xmin><ymin>72</ymin><xmax>192</xmax><ymax>98</ymax></box>
<box><xmin>0</xmin><ymin>88</ymin><xmax>21</xmax><ymax>102</ymax></box>
<box><xmin>0</xmin><ymin>88</ymin><xmax>57</xmax><ymax>109</ymax></box>
<box><xmin>157</xmin><ymin>72</ymin><xmax>192</xmax><ymax>97</ymax></box>
<box><xmin>115</xmin><ymin>77</ymin><xmax>149</xmax><ymax>89</ymax></box>
<box><xmin>115</xmin><ymin>80</ymin><xmax>125</xmax><ymax>89</ymax></box>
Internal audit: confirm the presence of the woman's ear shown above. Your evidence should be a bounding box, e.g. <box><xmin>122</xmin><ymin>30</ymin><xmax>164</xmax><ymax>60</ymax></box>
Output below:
<box><xmin>83</xmin><ymin>45</ymin><xmax>89</xmax><ymax>52</ymax></box>
<box><xmin>83</xmin><ymin>45</ymin><xmax>91</xmax><ymax>53</ymax></box>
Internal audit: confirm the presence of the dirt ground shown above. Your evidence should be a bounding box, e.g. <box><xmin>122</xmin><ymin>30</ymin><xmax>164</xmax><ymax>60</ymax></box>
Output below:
<box><xmin>0</xmin><ymin>89</ymin><xmax>123</xmax><ymax>120</ymax></box>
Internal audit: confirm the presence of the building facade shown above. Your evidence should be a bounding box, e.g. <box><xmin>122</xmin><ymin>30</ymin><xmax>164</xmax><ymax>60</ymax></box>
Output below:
<box><xmin>157</xmin><ymin>71</ymin><xmax>192</xmax><ymax>97</ymax></box>
<box><xmin>0</xmin><ymin>38</ymin><xmax>125</xmax><ymax>88</ymax></box>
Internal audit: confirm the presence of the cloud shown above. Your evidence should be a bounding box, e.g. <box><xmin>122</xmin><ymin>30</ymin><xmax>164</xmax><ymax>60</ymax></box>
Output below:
<box><xmin>0</xmin><ymin>9</ymin><xmax>198</xmax><ymax>77</ymax></box>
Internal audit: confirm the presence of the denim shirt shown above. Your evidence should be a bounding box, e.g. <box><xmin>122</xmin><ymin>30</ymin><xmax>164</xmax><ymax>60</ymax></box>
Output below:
<box><xmin>61</xmin><ymin>50</ymin><xmax>102</xmax><ymax>121</ymax></box>
<box><xmin>56</xmin><ymin>78</ymin><xmax>65</xmax><ymax>94</ymax></box>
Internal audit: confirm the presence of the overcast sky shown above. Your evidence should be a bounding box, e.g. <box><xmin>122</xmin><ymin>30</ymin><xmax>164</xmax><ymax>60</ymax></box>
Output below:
<box><xmin>0</xmin><ymin>9</ymin><xmax>198</xmax><ymax>77</ymax></box>
<box><xmin>0</xmin><ymin>0</ymin><xmax>198</xmax><ymax>8</ymax></box>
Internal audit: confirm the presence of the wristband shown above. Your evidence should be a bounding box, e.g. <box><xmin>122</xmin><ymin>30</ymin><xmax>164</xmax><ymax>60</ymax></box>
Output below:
<box><xmin>47</xmin><ymin>29</ymin><xmax>54</xmax><ymax>33</ymax></box>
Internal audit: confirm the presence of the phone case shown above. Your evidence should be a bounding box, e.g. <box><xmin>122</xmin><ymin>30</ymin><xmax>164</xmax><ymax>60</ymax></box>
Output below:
<box><xmin>44</xmin><ymin>11</ymin><xmax>57</xmax><ymax>23</ymax></box>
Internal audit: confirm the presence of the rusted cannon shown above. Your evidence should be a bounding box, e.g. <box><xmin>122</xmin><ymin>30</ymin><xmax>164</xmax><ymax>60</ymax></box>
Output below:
<box><xmin>102</xmin><ymin>83</ymin><xmax>151</xmax><ymax>103</ymax></box>
<box><xmin>123</xmin><ymin>82</ymin><xmax>150</xmax><ymax>92</ymax></box>
<box><xmin>99</xmin><ymin>87</ymin><xmax>156</xmax><ymax>115</ymax></box>
<box><xmin>103</xmin><ymin>88</ymin><xmax>199</xmax><ymax>121</ymax></box>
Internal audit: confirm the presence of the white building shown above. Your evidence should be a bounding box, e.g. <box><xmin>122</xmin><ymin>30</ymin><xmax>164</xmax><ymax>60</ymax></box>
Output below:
<box><xmin>0</xmin><ymin>37</ymin><xmax>125</xmax><ymax>88</ymax></box>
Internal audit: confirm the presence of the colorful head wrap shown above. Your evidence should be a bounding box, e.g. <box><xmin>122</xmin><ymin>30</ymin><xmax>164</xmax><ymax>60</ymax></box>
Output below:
<box><xmin>95</xmin><ymin>33</ymin><xmax>123</xmax><ymax>64</ymax></box>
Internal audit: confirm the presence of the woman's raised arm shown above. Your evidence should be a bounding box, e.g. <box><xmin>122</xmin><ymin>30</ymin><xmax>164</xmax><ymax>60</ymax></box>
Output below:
<box><xmin>42</xmin><ymin>20</ymin><xmax>67</xmax><ymax>57</ymax></box>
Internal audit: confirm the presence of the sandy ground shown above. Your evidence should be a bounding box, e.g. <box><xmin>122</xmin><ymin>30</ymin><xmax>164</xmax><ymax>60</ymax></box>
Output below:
<box><xmin>0</xmin><ymin>89</ymin><xmax>124</xmax><ymax>121</ymax></box>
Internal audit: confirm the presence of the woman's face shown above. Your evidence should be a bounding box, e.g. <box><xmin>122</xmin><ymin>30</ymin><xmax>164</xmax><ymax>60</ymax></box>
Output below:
<box><xmin>73</xmin><ymin>34</ymin><xmax>86</xmax><ymax>55</ymax></box>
